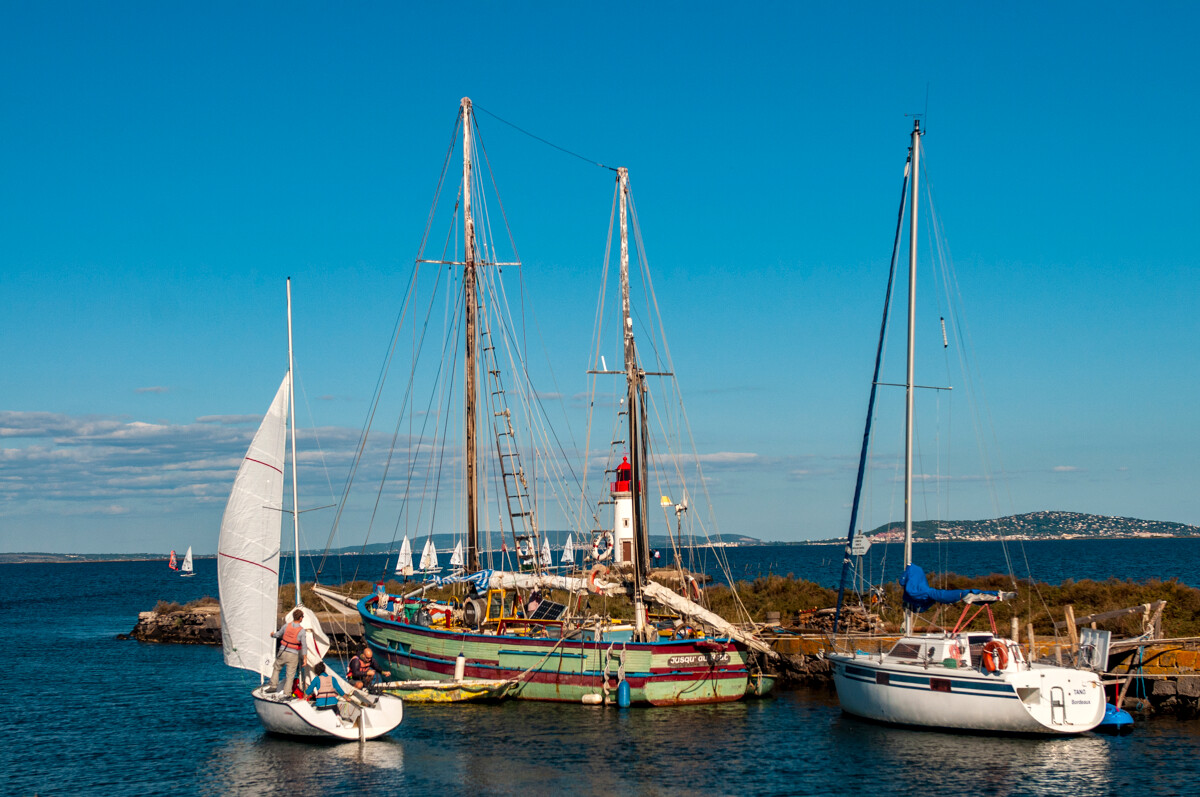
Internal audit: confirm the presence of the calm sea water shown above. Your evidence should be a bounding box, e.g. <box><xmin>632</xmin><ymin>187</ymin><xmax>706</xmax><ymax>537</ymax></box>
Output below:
<box><xmin>5</xmin><ymin>540</ymin><xmax>1200</xmax><ymax>796</ymax></box>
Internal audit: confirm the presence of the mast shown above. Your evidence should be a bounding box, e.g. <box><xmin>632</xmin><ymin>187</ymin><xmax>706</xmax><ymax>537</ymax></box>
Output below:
<box><xmin>903</xmin><ymin>119</ymin><xmax>921</xmax><ymax>635</ymax></box>
<box><xmin>618</xmin><ymin>168</ymin><xmax>650</xmax><ymax>639</ymax></box>
<box><xmin>831</xmin><ymin>153</ymin><xmax>911</xmax><ymax>637</ymax></box>
<box><xmin>286</xmin><ymin>277</ymin><xmax>301</xmax><ymax>606</ymax></box>
<box><xmin>462</xmin><ymin>97</ymin><xmax>480</xmax><ymax>573</ymax></box>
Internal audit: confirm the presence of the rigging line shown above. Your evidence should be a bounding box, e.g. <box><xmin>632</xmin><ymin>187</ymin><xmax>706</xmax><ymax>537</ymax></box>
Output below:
<box><xmin>367</xmin><ymin>260</ymin><xmax>455</xmax><ymax>572</ymax></box>
<box><xmin>317</xmin><ymin>256</ymin><xmax>422</xmax><ymax>578</ymax></box>
<box><xmin>582</xmin><ymin>179</ymin><xmax>621</xmax><ymax>532</ymax></box>
<box><xmin>474</xmin><ymin>103</ymin><xmax>618</xmax><ymax>173</ymax></box>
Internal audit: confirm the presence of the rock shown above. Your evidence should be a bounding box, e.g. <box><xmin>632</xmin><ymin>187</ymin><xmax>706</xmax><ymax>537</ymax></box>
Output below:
<box><xmin>1176</xmin><ymin>677</ymin><xmax>1200</xmax><ymax>699</ymax></box>
<box><xmin>1152</xmin><ymin>679</ymin><xmax>1178</xmax><ymax>697</ymax></box>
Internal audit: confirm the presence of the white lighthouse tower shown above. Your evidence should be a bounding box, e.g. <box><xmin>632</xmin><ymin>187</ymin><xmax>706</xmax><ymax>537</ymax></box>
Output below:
<box><xmin>609</xmin><ymin>455</ymin><xmax>635</xmax><ymax>564</ymax></box>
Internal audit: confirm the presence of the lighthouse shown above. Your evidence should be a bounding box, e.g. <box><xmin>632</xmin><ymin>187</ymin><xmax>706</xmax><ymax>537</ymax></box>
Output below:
<box><xmin>610</xmin><ymin>455</ymin><xmax>635</xmax><ymax>564</ymax></box>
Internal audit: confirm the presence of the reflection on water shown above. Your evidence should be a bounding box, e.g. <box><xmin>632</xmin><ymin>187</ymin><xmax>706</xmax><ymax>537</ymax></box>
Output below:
<box><xmin>4</xmin><ymin>560</ymin><xmax>1200</xmax><ymax>796</ymax></box>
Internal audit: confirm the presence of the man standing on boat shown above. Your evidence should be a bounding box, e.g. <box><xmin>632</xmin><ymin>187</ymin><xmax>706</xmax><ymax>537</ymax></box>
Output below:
<box><xmin>266</xmin><ymin>609</ymin><xmax>307</xmax><ymax>696</ymax></box>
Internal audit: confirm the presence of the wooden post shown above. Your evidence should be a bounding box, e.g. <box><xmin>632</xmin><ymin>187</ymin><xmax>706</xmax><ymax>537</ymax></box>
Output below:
<box><xmin>1011</xmin><ymin>616</ymin><xmax>1020</xmax><ymax>644</ymax></box>
<box><xmin>1055</xmin><ymin>644</ymin><xmax>1063</xmax><ymax>666</ymax></box>
<box><xmin>1064</xmin><ymin>605</ymin><xmax>1079</xmax><ymax>652</ymax></box>
<box><xmin>1026</xmin><ymin>623</ymin><xmax>1036</xmax><ymax>661</ymax></box>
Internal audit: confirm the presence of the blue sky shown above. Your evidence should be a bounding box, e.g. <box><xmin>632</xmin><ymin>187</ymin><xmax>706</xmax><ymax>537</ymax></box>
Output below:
<box><xmin>1</xmin><ymin>2</ymin><xmax>1197</xmax><ymax>554</ymax></box>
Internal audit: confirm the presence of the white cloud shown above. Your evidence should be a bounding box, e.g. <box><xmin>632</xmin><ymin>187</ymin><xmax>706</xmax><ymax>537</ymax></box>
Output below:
<box><xmin>1052</xmin><ymin>465</ymin><xmax>1081</xmax><ymax>473</ymax></box>
<box><xmin>135</xmin><ymin>386</ymin><xmax>169</xmax><ymax>394</ymax></box>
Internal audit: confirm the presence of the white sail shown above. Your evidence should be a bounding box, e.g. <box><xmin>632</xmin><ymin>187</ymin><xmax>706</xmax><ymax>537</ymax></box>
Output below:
<box><xmin>449</xmin><ymin>540</ymin><xmax>464</xmax><ymax>570</ymax></box>
<box><xmin>539</xmin><ymin>537</ymin><xmax>552</xmax><ymax>566</ymax></box>
<box><xmin>561</xmin><ymin>535</ymin><xmax>575</xmax><ymax>565</ymax></box>
<box><xmin>217</xmin><ymin>373</ymin><xmax>290</xmax><ymax>678</ymax></box>
<box><xmin>419</xmin><ymin>538</ymin><xmax>439</xmax><ymax>571</ymax></box>
<box><xmin>395</xmin><ymin>536</ymin><xmax>414</xmax><ymax>576</ymax></box>
<box><xmin>181</xmin><ymin>546</ymin><xmax>194</xmax><ymax>574</ymax></box>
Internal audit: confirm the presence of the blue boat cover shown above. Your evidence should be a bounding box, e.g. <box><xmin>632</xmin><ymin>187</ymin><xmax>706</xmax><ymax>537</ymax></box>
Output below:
<box><xmin>901</xmin><ymin>564</ymin><xmax>1000</xmax><ymax>612</ymax></box>
<box><xmin>430</xmin><ymin>569</ymin><xmax>494</xmax><ymax>591</ymax></box>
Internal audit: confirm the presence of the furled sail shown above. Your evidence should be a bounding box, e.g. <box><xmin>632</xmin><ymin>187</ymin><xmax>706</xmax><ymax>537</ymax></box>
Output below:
<box><xmin>395</xmin><ymin>536</ymin><xmax>413</xmax><ymax>576</ymax></box>
<box><xmin>217</xmin><ymin>373</ymin><xmax>289</xmax><ymax>678</ymax></box>
<box><xmin>900</xmin><ymin>563</ymin><xmax>1012</xmax><ymax>613</ymax></box>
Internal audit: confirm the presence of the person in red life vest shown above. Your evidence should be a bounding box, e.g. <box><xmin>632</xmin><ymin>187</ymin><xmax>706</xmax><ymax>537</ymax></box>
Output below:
<box><xmin>348</xmin><ymin>646</ymin><xmax>391</xmax><ymax>690</ymax></box>
<box><xmin>265</xmin><ymin>608</ymin><xmax>308</xmax><ymax>696</ymax></box>
<box><xmin>305</xmin><ymin>661</ymin><xmax>345</xmax><ymax>710</ymax></box>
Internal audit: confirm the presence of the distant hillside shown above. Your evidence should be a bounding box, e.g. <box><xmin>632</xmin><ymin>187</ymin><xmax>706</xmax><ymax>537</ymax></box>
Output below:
<box><xmin>863</xmin><ymin>511</ymin><xmax>1200</xmax><ymax>542</ymax></box>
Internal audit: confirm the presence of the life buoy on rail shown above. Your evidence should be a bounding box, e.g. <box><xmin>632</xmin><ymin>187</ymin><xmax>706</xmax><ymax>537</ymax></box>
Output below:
<box><xmin>948</xmin><ymin>641</ymin><xmax>962</xmax><ymax>661</ymax></box>
<box><xmin>981</xmin><ymin>640</ymin><xmax>1009</xmax><ymax>673</ymax></box>
<box><xmin>592</xmin><ymin>531</ymin><xmax>614</xmax><ymax>561</ymax></box>
<box><xmin>684</xmin><ymin>575</ymin><xmax>702</xmax><ymax>602</ymax></box>
<box><xmin>588</xmin><ymin>564</ymin><xmax>610</xmax><ymax>595</ymax></box>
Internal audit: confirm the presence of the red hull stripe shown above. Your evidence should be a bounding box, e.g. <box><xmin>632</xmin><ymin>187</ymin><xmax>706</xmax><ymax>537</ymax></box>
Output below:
<box><xmin>219</xmin><ymin>552</ymin><xmax>278</xmax><ymax>575</ymax></box>
<box><xmin>245</xmin><ymin>456</ymin><xmax>283</xmax><ymax>474</ymax></box>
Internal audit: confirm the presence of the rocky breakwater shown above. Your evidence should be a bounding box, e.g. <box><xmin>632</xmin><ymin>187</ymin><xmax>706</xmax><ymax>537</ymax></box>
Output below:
<box><xmin>123</xmin><ymin>599</ymin><xmax>222</xmax><ymax>645</ymax></box>
<box><xmin>121</xmin><ymin>598</ymin><xmax>365</xmax><ymax>652</ymax></box>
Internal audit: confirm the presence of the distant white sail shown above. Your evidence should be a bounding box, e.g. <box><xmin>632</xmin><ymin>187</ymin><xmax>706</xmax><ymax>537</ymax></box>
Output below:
<box><xmin>561</xmin><ymin>535</ymin><xmax>575</xmax><ymax>565</ymax></box>
<box><xmin>181</xmin><ymin>546</ymin><xmax>194</xmax><ymax>574</ymax></box>
<box><xmin>540</xmin><ymin>537</ymin><xmax>552</xmax><ymax>566</ymax></box>
<box><xmin>419</xmin><ymin>538</ymin><xmax>439</xmax><ymax>571</ymax></box>
<box><xmin>395</xmin><ymin>536</ymin><xmax>414</xmax><ymax>576</ymax></box>
<box><xmin>217</xmin><ymin>373</ymin><xmax>289</xmax><ymax>679</ymax></box>
<box><xmin>449</xmin><ymin>540</ymin><xmax>464</xmax><ymax>570</ymax></box>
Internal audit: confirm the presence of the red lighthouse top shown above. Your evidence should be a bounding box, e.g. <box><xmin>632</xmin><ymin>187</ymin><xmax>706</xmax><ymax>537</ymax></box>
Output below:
<box><xmin>612</xmin><ymin>456</ymin><xmax>632</xmax><ymax>493</ymax></box>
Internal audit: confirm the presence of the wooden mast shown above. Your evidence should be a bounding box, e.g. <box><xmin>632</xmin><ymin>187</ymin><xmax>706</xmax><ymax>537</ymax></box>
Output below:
<box><xmin>462</xmin><ymin>97</ymin><xmax>480</xmax><ymax>573</ymax></box>
<box><xmin>618</xmin><ymin>168</ymin><xmax>650</xmax><ymax>639</ymax></box>
<box><xmin>903</xmin><ymin>118</ymin><xmax>921</xmax><ymax>635</ymax></box>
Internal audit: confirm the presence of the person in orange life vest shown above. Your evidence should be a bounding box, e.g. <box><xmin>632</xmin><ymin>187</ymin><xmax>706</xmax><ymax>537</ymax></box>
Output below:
<box><xmin>348</xmin><ymin>646</ymin><xmax>390</xmax><ymax>690</ymax></box>
<box><xmin>305</xmin><ymin>661</ymin><xmax>345</xmax><ymax>709</ymax></box>
<box><xmin>265</xmin><ymin>609</ymin><xmax>308</xmax><ymax>695</ymax></box>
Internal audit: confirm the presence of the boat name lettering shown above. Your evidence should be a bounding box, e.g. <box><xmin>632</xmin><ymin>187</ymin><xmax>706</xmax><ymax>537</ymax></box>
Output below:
<box><xmin>668</xmin><ymin>653</ymin><xmax>730</xmax><ymax>666</ymax></box>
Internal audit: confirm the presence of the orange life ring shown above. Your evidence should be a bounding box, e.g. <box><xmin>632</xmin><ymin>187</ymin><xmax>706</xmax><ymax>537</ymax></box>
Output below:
<box><xmin>684</xmin><ymin>575</ymin><xmax>702</xmax><ymax>602</ymax></box>
<box><xmin>981</xmin><ymin>640</ymin><xmax>1008</xmax><ymax>672</ymax></box>
<box><xmin>588</xmin><ymin>564</ymin><xmax>609</xmax><ymax>595</ymax></box>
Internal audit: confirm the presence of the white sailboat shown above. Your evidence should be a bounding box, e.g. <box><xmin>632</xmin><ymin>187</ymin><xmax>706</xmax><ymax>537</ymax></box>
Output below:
<box><xmin>177</xmin><ymin>544</ymin><xmax>194</xmax><ymax>576</ymax></box>
<box><xmin>217</xmin><ymin>279</ymin><xmax>403</xmax><ymax>741</ymax></box>
<box><xmin>449</xmin><ymin>541</ymin><xmax>465</xmax><ymax>572</ymax></box>
<box><xmin>418</xmin><ymin>538</ymin><xmax>439</xmax><ymax>572</ymax></box>
<box><xmin>561</xmin><ymin>535</ymin><xmax>576</xmax><ymax>567</ymax></box>
<box><xmin>180</xmin><ymin>546</ymin><xmax>195</xmax><ymax>577</ymax></box>
<box><xmin>827</xmin><ymin>121</ymin><xmax>1104</xmax><ymax>735</ymax></box>
<box><xmin>394</xmin><ymin>536</ymin><xmax>414</xmax><ymax>577</ymax></box>
<box><xmin>539</xmin><ymin>537</ymin><xmax>552</xmax><ymax>568</ymax></box>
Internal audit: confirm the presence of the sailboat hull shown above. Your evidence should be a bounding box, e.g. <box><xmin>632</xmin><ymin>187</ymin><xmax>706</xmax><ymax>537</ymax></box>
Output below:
<box><xmin>829</xmin><ymin>654</ymin><xmax>1105</xmax><ymax>734</ymax></box>
<box><xmin>360</xmin><ymin>605</ymin><xmax>752</xmax><ymax>706</ymax></box>
<box><xmin>251</xmin><ymin>687</ymin><xmax>404</xmax><ymax>740</ymax></box>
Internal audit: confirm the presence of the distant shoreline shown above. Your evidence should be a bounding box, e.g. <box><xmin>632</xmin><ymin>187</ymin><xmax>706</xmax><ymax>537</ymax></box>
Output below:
<box><xmin>5</xmin><ymin>534</ymin><xmax>1200</xmax><ymax>564</ymax></box>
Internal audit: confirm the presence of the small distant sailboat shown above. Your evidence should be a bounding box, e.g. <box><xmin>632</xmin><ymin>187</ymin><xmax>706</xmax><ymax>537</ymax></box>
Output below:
<box><xmin>394</xmin><ymin>536</ymin><xmax>414</xmax><ymax>577</ymax></box>
<box><xmin>449</xmin><ymin>541</ymin><xmax>465</xmax><ymax>572</ymax></box>
<box><xmin>180</xmin><ymin>546</ymin><xmax>195</xmax><ymax>577</ymax></box>
<box><xmin>168</xmin><ymin>550</ymin><xmax>178</xmax><ymax>571</ymax></box>
<box><xmin>561</xmin><ymin>535</ymin><xmax>576</xmax><ymax>567</ymax></box>
<box><xmin>217</xmin><ymin>279</ymin><xmax>403</xmax><ymax>741</ymax></box>
<box><xmin>419</xmin><ymin>538</ymin><xmax>439</xmax><ymax>572</ymax></box>
<box><xmin>539</xmin><ymin>537</ymin><xmax>553</xmax><ymax>568</ymax></box>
